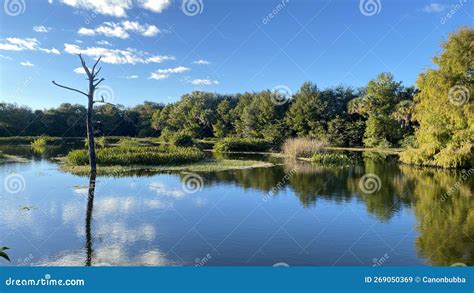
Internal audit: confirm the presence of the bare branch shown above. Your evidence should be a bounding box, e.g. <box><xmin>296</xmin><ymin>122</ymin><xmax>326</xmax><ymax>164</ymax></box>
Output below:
<box><xmin>93</xmin><ymin>67</ymin><xmax>102</xmax><ymax>78</ymax></box>
<box><xmin>91</xmin><ymin>57</ymin><xmax>102</xmax><ymax>75</ymax></box>
<box><xmin>93</xmin><ymin>78</ymin><xmax>105</xmax><ymax>88</ymax></box>
<box><xmin>93</xmin><ymin>95</ymin><xmax>115</xmax><ymax>106</ymax></box>
<box><xmin>52</xmin><ymin>81</ymin><xmax>88</xmax><ymax>97</ymax></box>
<box><xmin>78</xmin><ymin>54</ymin><xmax>92</xmax><ymax>77</ymax></box>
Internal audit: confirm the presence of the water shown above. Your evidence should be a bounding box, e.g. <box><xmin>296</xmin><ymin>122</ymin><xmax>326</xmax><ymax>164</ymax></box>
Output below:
<box><xmin>1</xmin><ymin>144</ymin><xmax>473</xmax><ymax>266</ymax></box>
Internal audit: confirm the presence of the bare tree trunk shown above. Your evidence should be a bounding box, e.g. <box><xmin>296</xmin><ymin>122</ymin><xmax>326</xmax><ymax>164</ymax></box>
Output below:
<box><xmin>52</xmin><ymin>54</ymin><xmax>107</xmax><ymax>174</ymax></box>
<box><xmin>86</xmin><ymin>94</ymin><xmax>97</xmax><ymax>173</ymax></box>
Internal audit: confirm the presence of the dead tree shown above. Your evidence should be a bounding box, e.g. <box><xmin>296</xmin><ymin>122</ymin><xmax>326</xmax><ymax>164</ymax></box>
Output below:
<box><xmin>52</xmin><ymin>54</ymin><xmax>108</xmax><ymax>173</ymax></box>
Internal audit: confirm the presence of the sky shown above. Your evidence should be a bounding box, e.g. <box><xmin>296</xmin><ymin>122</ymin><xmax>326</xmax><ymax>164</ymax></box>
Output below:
<box><xmin>0</xmin><ymin>0</ymin><xmax>472</xmax><ymax>109</ymax></box>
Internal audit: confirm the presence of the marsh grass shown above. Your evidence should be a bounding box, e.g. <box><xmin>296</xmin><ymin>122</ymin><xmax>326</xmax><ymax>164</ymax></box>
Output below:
<box><xmin>66</xmin><ymin>146</ymin><xmax>205</xmax><ymax>166</ymax></box>
<box><xmin>282</xmin><ymin>138</ymin><xmax>327</xmax><ymax>158</ymax></box>
<box><xmin>214</xmin><ymin>138</ymin><xmax>272</xmax><ymax>152</ymax></box>
<box><xmin>311</xmin><ymin>153</ymin><xmax>353</xmax><ymax>166</ymax></box>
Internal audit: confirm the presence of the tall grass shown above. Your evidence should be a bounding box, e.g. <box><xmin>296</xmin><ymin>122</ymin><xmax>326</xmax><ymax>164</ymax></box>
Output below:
<box><xmin>282</xmin><ymin>138</ymin><xmax>327</xmax><ymax>158</ymax></box>
<box><xmin>66</xmin><ymin>146</ymin><xmax>205</xmax><ymax>166</ymax></box>
<box><xmin>311</xmin><ymin>153</ymin><xmax>353</xmax><ymax>165</ymax></box>
<box><xmin>214</xmin><ymin>138</ymin><xmax>272</xmax><ymax>152</ymax></box>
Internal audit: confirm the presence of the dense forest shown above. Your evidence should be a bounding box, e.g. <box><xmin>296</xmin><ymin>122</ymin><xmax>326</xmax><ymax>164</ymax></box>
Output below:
<box><xmin>1</xmin><ymin>28</ymin><xmax>472</xmax><ymax>168</ymax></box>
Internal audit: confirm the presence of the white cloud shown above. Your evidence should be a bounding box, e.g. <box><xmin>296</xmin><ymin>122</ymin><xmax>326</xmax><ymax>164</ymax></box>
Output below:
<box><xmin>20</xmin><ymin>61</ymin><xmax>34</xmax><ymax>67</ymax></box>
<box><xmin>64</xmin><ymin>43</ymin><xmax>174</xmax><ymax>65</ymax></box>
<box><xmin>61</xmin><ymin>0</ymin><xmax>132</xmax><ymax>17</ymax></box>
<box><xmin>33</xmin><ymin>26</ymin><xmax>51</xmax><ymax>33</ymax></box>
<box><xmin>125</xmin><ymin>75</ymin><xmax>139</xmax><ymax>79</ymax></box>
<box><xmin>149</xmin><ymin>72</ymin><xmax>169</xmax><ymax>80</ymax></box>
<box><xmin>193</xmin><ymin>59</ymin><xmax>210</xmax><ymax>65</ymax></box>
<box><xmin>61</xmin><ymin>0</ymin><xmax>171</xmax><ymax>17</ymax></box>
<box><xmin>73</xmin><ymin>67</ymin><xmax>87</xmax><ymax>74</ymax></box>
<box><xmin>422</xmin><ymin>3</ymin><xmax>449</xmax><ymax>13</ymax></box>
<box><xmin>149</xmin><ymin>66</ymin><xmax>189</xmax><ymax>80</ymax></box>
<box><xmin>78</xmin><ymin>21</ymin><xmax>160</xmax><ymax>39</ymax></box>
<box><xmin>157</xmin><ymin>66</ymin><xmax>190</xmax><ymax>74</ymax></box>
<box><xmin>75</xmin><ymin>39</ymin><xmax>83</xmax><ymax>43</ymax></box>
<box><xmin>97</xmin><ymin>40</ymin><xmax>111</xmax><ymax>46</ymax></box>
<box><xmin>190</xmin><ymin>79</ymin><xmax>219</xmax><ymax>86</ymax></box>
<box><xmin>0</xmin><ymin>38</ymin><xmax>60</xmax><ymax>54</ymax></box>
<box><xmin>138</xmin><ymin>0</ymin><xmax>171</xmax><ymax>13</ymax></box>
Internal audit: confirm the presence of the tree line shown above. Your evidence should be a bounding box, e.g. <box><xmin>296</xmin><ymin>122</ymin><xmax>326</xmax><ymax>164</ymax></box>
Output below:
<box><xmin>0</xmin><ymin>28</ymin><xmax>472</xmax><ymax>168</ymax></box>
<box><xmin>0</xmin><ymin>72</ymin><xmax>416</xmax><ymax>148</ymax></box>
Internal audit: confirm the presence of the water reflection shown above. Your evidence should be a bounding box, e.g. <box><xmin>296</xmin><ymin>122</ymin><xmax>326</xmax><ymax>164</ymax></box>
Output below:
<box><xmin>0</xmin><ymin>147</ymin><xmax>472</xmax><ymax>266</ymax></box>
<box><xmin>85</xmin><ymin>172</ymin><xmax>96</xmax><ymax>266</ymax></box>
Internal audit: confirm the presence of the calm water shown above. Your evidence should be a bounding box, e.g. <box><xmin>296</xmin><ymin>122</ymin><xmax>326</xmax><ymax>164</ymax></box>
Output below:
<box><xmin>0</xmin><ymin>144</ymin><xmax>473</xmax><ymax>266</ymax></box>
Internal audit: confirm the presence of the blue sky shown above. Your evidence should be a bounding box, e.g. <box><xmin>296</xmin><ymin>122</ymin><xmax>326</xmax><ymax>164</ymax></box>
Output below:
<box><xmin>0</xmin><ymin>0</ymin><xmax>472</xmax><ymax>109</ymax></box>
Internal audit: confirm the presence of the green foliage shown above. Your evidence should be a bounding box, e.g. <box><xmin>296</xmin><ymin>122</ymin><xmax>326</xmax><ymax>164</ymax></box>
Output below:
<box><xmin>170</xmin><ymin>132</ymin><xmax>194</xmax><ymax>147</ymax></box>
<box><xmin>311</xmin><ymin>153</ymin><xmax>353</xmax><ymax>165</ymax></box>
<box><xmin>349</xmin><ymin>73</ymin><xmax>415</xmax><ymax>147</ymax></box>
<box><xmin>400</xmin><ymin>28</ymin><xmax>473</xmax><ymax>168</ymax></box>
<box><xmin>66</xmin><ymin>146</ymin><xmax>205</xmax><ymax>166</ymax></box>
<box><xmin>31</xmin><ymin>136</ymin><xmax>50</xmax><ymax>148</ymax></box>
<box><xmin>118</xmin><ymin>137</ymin><xmax>141</xmax><ymax>147</ymax></box>
<box><xmin>284</xmin><ymin>82</ymin><xmax>326</xmax><ymax>138</ymax></box>
<box><xmin>214</xmin><ymin>137</ymin><xmax>272</xmax><ymax>152</ymax></box>
<box><xmin>327</xmin><ymin>116</ymin><xmax>365</xmax><ymax>147</ymax></box>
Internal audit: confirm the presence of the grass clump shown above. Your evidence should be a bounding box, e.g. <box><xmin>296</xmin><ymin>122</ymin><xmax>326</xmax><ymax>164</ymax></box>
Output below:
<box><xmin>31</xmin><ymin>136</ymin><xmax>51</xmax><ymax>148</ymax></box>
<box><xmin>66</xmin><ymin>146</ymin><xmax>205</xmax><ymax>166</ymax></box>
<box><xmin>311</xmin><ymin>153</ymin><xmax>353</xmax><ymax>165</ymax></box>
<box><xmin>282</xmin><ymin>138</ymin><xmax>327</xmax><ymax>158</ymax></box>
<box><xmin>214</xmin><ymin>137</ymin><xmax>272</xmax><ymax>153</ymax></box>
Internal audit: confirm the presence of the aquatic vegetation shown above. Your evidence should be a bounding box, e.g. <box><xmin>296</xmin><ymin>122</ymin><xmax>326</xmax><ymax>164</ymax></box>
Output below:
<box><xmin>31</xmin><ymin>135</ymin><xmax>50</xmax><ymax>148</ymax></box>
<box><xmin>214</xmin><ymin>138</ymin><xmax>272</xmax><ymax>152</ymax></box>
<box><xmin>311</xmin><ymin>153</ymin><xmax>353</xmax><ymax>166</ymax></box>
<box><xmin>282</xmin><ymin>138</ymin><xmax>327</xmax><ymax>158</ymax></box>
<box><xmin>66</xmin><ymin>146</ymin><xmax>205</xmax><ymax>166</ymax></box>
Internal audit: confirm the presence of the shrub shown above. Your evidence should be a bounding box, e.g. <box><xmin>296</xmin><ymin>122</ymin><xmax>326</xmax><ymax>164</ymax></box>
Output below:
<box><xmin>311</xmin><ymin>153</ymin><xmax>353</xmax><ymax>165</ymax></box>
<box><xmin>171</xmin><ymin>132</ymin><xmax>194</xmax><ymax>147</ymax></box>
<box><xmin>282</xmin><ymin>137</ymin><xmax>327</xmax><ymax>158</ymax></box>
<box><xmin>214</xmin><ymin>137</ymin><xmax>272</xmax><ymax>152</ymax></box>
<box><xmin>66</xmin><ymin>146</ymin><xmax>205</xmax><ymax>166</ymax></box>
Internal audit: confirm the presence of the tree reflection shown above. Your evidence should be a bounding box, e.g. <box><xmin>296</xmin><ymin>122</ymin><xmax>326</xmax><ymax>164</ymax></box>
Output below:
<box><xmin>85</xmin><ymin>172</ymin><xmax>96</xmax><ymax>266</ymax></box>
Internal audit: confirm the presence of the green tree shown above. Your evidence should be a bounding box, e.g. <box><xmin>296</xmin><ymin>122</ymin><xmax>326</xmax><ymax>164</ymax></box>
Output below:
<box><xmin>400</xmin><ymin>28</ymin><xmax>473</xmax><ymax>168</ymax></box>
<box><xmin>285</xmin><ymin>82</ymin><xmax>327</xmax><ymax>139</ymax></box>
